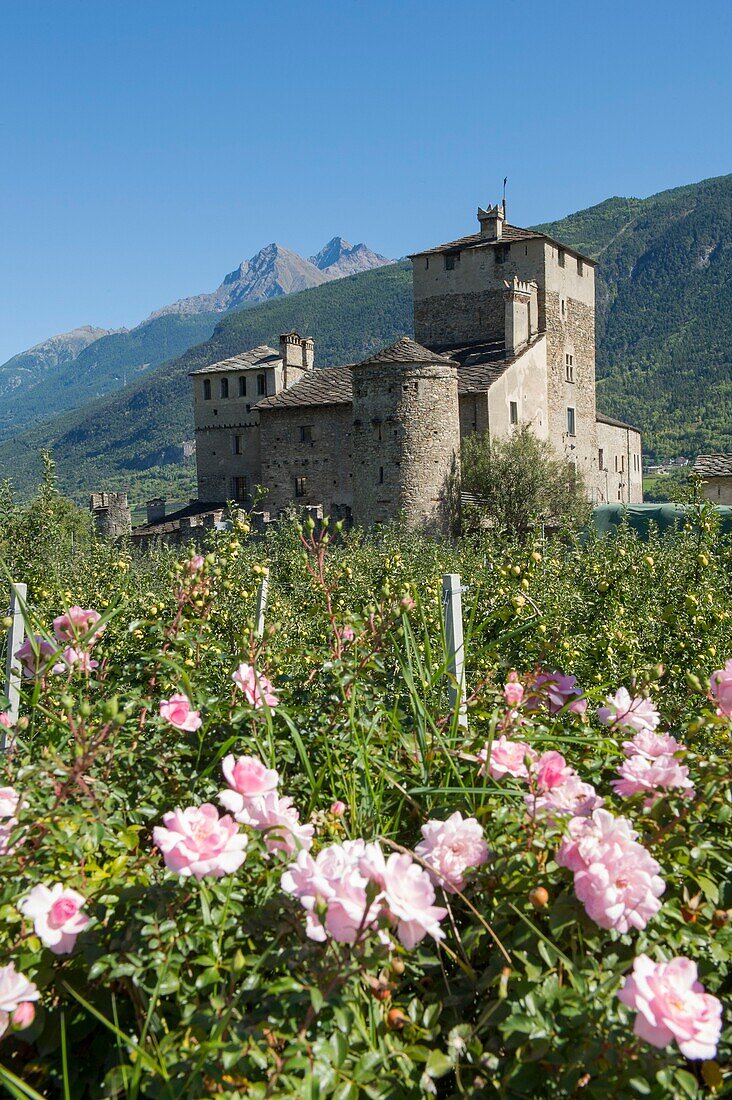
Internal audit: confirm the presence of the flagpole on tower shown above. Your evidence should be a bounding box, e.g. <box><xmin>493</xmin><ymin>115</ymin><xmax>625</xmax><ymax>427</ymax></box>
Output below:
<box><xmin>502</xmin><ymin>176</ymin><xmax>508</xmax><ymax>218</ymax></box>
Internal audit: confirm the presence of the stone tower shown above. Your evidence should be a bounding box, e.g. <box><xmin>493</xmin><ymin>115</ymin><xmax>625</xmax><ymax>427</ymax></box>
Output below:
<box><xmin>89</xmin><ymin>492</ymin><xmax>131</xmax><ymax>538</ymax></box>
<box><xmin>350</xmin><ymin>337</ymin><xmax>460</xmax><ymax>531</ymax></box>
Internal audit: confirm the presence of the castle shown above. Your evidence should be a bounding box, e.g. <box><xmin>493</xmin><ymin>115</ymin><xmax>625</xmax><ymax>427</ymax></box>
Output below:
<box><xmin>136</xmin><ymin>202</ymin><xmax>643</xmax><ymax>540</ymax></box>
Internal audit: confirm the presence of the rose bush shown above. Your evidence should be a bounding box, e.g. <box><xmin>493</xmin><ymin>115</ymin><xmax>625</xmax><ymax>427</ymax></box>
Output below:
<box><xmin>0</xmin><ymin>487</ymin><xmax>729</xmax><ymax>1096</ymax></box>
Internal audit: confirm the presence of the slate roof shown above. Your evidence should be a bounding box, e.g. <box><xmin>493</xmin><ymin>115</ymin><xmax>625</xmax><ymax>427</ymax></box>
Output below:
<box><xmin>409</xmin><ymin>222</ymin><xmax>595</xmax><ymax>265</ymax></box>
<box><xmin>189</xmin><ymin>346</ymin><xmax>280</xmax><ymax>376</ymax></box>
<box><xmin>132</xmin><ymin>500</ymin><xmax>226</xmax><ymax>537</ymax></box>
<box><xmin>255</xmin><ymin>366</ymin><xmax>354</xmax><ymax>410</ymax></box>
<box><xmin>693</xmin><ymin>454</ymin><xmax>732</xmax><ymax>477</ymax></box>
<box><xmin>596</xmin><ymin>411</ymin><xmax>641</xmax><ymax>433</ymax></box>
<box><xmin>355</xmin><ymin>336</ymin><xmax>456</xmax><ymax>367</ymax></box>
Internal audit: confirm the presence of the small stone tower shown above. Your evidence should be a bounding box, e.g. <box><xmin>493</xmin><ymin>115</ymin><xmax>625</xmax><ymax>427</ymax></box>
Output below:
<box><xmin>350</xmin><ymin>337</ymin><xmax>460</xmax><ymax>532</ymax></box>
<box><xmin>89</xmin><ymin>491</ymin><xmax>131</xmax><ymax>538</ymax></box>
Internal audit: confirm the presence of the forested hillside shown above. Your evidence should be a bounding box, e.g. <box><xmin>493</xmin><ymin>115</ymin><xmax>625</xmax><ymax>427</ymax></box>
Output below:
<box><xmin>1</xmin><ymin>173</ymin><xmax>730</xmax><ymax>504</ymax></box>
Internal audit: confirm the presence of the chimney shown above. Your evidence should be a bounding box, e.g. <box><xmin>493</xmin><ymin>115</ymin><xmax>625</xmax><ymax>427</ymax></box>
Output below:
<box><xmin>503</xmin><ymin>278</ymin><xmax>537</xmax><ymax>356</ymax></box>
<box><xmin>146</xmin><ymin>497</ymin><xmax>166</xmax><ymax>525</ymax></box>
<box><xmin>302</xmin><ymin>336</ymin><xmax>315</xmax><ymax>370</ymax></box>
<box><xmin>477</xmin><ymin>203</ymin><xmax>505</xmax><ymax>241</ymax></box>
<box><xmin>279</xmin><ymin>332</ymin><xmax>314</xmax><ymax>386</ymax></box>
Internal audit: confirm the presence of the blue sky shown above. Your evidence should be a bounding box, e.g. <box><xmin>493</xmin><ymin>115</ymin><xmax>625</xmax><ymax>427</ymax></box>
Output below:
<box><xmin>0</xmin><ymin>0</ymin><xmax>730</xmax><ymax>363</ymax></box>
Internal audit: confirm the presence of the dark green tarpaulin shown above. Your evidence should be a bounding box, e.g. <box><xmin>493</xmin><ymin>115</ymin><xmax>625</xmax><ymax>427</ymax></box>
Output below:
<box><xmin>591</xmin><ymin>504</ymin><xmax>732</xmax><ymax>539</ymax></box>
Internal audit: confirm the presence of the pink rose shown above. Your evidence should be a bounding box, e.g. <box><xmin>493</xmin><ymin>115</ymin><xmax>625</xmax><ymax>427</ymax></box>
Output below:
<box><xmin>556</xmin><ymin>809</ymin><xmax>664</xmax><ymax>933</ymax></box>
<box><xmin>159</xmin><ymin>694</ymin><xmax>202</xmax><ymax>732</ymax></box>
<box><xmin>526</xmin><ymin>776</ymin><xmax>603</xmax><ymax>822</ymax></box>
<box><xmin>709</xmin><ymin>659</ymin><xmax>732</xmax><ymax>718</ymax></box>
<box><xmin>0</xmin><ymin>714</ymin><xmax>12</xmax><ymax>730</ymax></box>
<box><xmin>52</xmin><ymin>647</ymin><xmax>99</xmax><ymax>675</ymax></box>
<box><xmin>15</xmin><ymin>635</ymin><xmax>56</xmax><ymax>678</ymax></box>
<box><xmin>415</xmin><ymin>811</ymin><xmax>489</xmax><ymax>894</ymax></box>
<box><xmin>0</xmin><ymin>786</ymin><xmax>25</xmax><ymax>857</ymax></box>
<box><xmin>52</xmin><ymin>606</ymin><xmax>103</xmax><ymax>643</ymax></box>
<box><xmin>378</xmin><ymin>851</ymin><xmax>448</xmax><ymax>949</ymax></box>
<box><xmin>598</xmin><ymin>687</ymin><xmax>660</xmax><ymax>734</ymax></box>
<box><xmin>618</xmin><ymin>955</ymin><xmax>722</xmax><ymax>1059</ymax></box>
<box><xmin>503</xmin><ymin>671</ymin><xmax>524</xmax><ymax>707</ymax></box>
<box><xmin>282</xmin><ymin>840</ymin><xmax>380</xmax><ymax>944</ymax></box>
<box><xmin>0</xmin><ymin>963</ymin><xmax>39</xmax><ymax>1040</ymax></box>
<box><xmin>220</xmin><ymin>754</ymin><xmax>279</xmax><ymax>804</ymax></box>
<box><xmin>185</xmin><ymin>555</ymin><xmax>205</xmax><ymax>575</ymax></box>
<box><xmin>341</xmin><ymin>625</ymin><xmax>355</xmax><ymax>643</ymax></box>
<box><xmin>534</xmin><ymin>751</ymin><xmax>575</xmax><ymax>791</ymax></box>
<box><xmin>612</xmin><ymin>754</ymin><xmax>695</xmax><ymax>803</ymax></box>
<box><xmin>18</xmin><ymin>883</ymin><xmax>91</xmax><ymax>955</ymax></box>
<box><xmin>11</xmin><ymin>1001</ymin><xmax>36</xmax><ymax>1031</ymax></box>
<box><xmin>527</xmin><ymin>671</ymin><xmax>586</xmax><ymax>715</ymax></box>
<box><xmin>153</xmin><ymin>804</ymin><xmax>248</xmax><ymax>879</ymax></box>
<box><xmin>234</xmin><ymin>792</ymin><xmax>314</xmax><ymax>856</ymax></box>
<box><xmin>479</xmin><ymin>735</ymin><xmax>538</xmax><ymax>780</ymax></box>
<box><xmin>622</xmin><ymin>729</ymin><xmax>683</xmax><ymax>760</ymax></box>
<box><xmin>232</xmin><ymin>663</ymin><xmax>279</xmax><ymax>709</ymax></box>
<box><xmin>330</xmin><ymin>800</ymin><xmax>347</xmax><ymax>817</ymax></box>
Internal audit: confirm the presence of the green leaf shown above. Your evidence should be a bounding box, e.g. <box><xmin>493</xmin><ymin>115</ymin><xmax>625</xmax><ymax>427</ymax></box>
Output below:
<box><xmin>426</xmin><ymin>1050</ymin><xmax>453</xmax><ymax>1079</ymax></box>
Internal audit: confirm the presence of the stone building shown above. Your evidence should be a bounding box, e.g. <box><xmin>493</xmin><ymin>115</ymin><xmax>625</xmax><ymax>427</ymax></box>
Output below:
<box><xmin>186</xmin><ymin>202</ymin><xmax>643</xmax><ymax>532</ymax></box>
<box><xmin>692</xmin><ymin>454</ymin><xmax>732</xmax><ymax>505</ymax></box>
<box><xmin>90</xmin><ymin>492</ymin><xmax>131</xmax><ymax>538</ymax></box>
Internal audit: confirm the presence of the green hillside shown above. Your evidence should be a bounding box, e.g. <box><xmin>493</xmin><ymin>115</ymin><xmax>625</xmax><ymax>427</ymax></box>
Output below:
<box><xmin>0</xmin><ymin>311</ymin><xmax>219</xmax><ymax>441</ymax></box>
<box><xmin>0</xmin><ymin>262</ymin><xmax>413</xmax><ymax>503</ymax></box>
<box><xmin>1</xmin><ymin>173</ymin><xmax>730</xmax><ymax>506</ymax></box>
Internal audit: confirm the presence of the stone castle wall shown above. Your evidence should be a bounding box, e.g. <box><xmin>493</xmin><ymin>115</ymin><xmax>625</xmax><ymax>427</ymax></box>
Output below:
<box><xmin>259</xmin><ymin>405</ymin><xmax>353</xmax><ymax>515</ymax></box>
<box><xmin>351</xmin><ymin>360</ymin><xmax>460</xmax><ymax>530</ymax></box>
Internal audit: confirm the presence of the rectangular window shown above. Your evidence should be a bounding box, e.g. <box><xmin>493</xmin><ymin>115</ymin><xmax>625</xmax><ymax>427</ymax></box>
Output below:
<box><xmin>295</xmin><ymin>476</ymin><xmax>307</xmax><ymax>498</ymax></box>
<box><xmin>558</xmin><ymin>249</ymin><xmax>565</xmax><ymax>268</ymax></box>
<box><xmin>203</xmin><ymin>379</ymin><xmax>211</xmax><ymax>400</ymax></box>
<box><xmin>495</xmin><ymin>244</ymin><xmax>510</xmax><ymax>264</ymax></box>
<box><xmin>598</xmin><ymin>448</ymin><xmax>604</xmax><ymax>471</ymax></box>
<box><xmin>425</xmin><ymin>257</ymin><xmax>429</xmax><ymax>269</ymax></box>
<box><xmin>444</xmin><ymin>251</ymin><xmax>460</xmax><ymax>271</ymax></box>
<box><xmin>220</xmin><ymin>378</ymin><xmax>229</xmax><ymax>399</ymax></box>
<box><xmin>257</xmin><ymin>373</ymin><xmax>266</xmax><ymax>396</ymax></box>
<box><xmin>232</xmin><ymin>476</ymin><xmax>248</xmax><ymax>502</ymax></box>
<box><xmin>379</xmin><ymin>466</ymin><xmax>384</xmax><ymax>484</ymax></box>
<box><xmin>509</xmin><ymin>400</ymin><xmax>518</xmax><ymax>425</ymax></box>
<box><xmin>578</xmin><ymin>258</ymin><xmax>584</xmax><ymax>276</ymax></box>
<box><xmin>238</xmin><ymin>376</ymin><xmax>247</xmax><ymax>397</ymax></box>
<box><xmin>233</xmin><ymin>434</ymin><xmax>243</xmax><ymax>455</ymax></box>
<box><xmin>565</xmin><ymin>354</ymin><xmax>574</xmax><ymax>382</ymax></box>
<box><xmin>615</xmin><ymin>455</ymin><xmax>619</xmax><ymax>472</ymax></box>
<box><xmin>299</xmin><ymin>425</ymin><xmax>313</xmax><ymax>444</ymax></box>
<box><xmin>566</xmin><ymin>407</ymin><xmax>576</xmax><ymax>436</ymax></box>
<box><xmin>620</xmin><ymin>454</ymin><xmax>625</xmax><ymax>472</ymax></box>
<box><xmin>561</xmin><ymin>298</ymin><xmax>566</xmax><ymax>317</ymax></box>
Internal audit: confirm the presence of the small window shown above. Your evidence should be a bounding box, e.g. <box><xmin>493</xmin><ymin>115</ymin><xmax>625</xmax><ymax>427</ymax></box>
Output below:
<box><xmin>509</xmin><ymin>401</ymin><xmax>518</xmax><ymax>425</ymax></box>
<box><xmin>257</xmin><ymin>373</ymin><xmax>266</xmax><ymax>396</ymax></box>
<box><xmin>565</xmin><ymin>354</ymin><xmax>574</xmax><ymax>382</ymax></box>
<box><xmin>238</xmin><ymin>376</ymin><xmax>247</xmax><ymax>397</ymax></box>
<box><xmin>620</xmin><ymin>454</ymin><xmax>625</xmax><ymax>472</ymax></box>
<box><xmin>598</xmin><ymin>448</ymin><xmax>604</xmax><ymax>471</ymax></box>
<box><xmin>425</xmin><ymin>257</ymin><xmax>429</xmax><ymax>270</ymax></box>
<box><xmin>444</xmin><ymin>251</ymin><xmax>460</xmax><ymax>271</ymax></box>
<box><xmin>495</xmin><ymin>244</ymin><xmax>510</xmax><ymax>264</ymax></box>
<box><xmin>558</xmin><ymin>249</ymin><xmax>565</xmax><ymax>268</ymax></box>
<box><xmin>203</xmin><ymin>379</ymin><xmax>211</xmax><ymax>400</ymax></box>
<box><xmin>220</xmin><ymin>378</ymin><xmax>229</xmax><ymax>399</ymax></box>
<box><xmin>618</xmin><ymin>487</ymin><xmax>622</xmax><ymax>501</ymax></box>
<box><xmin>578</xmin><ymin>258</ymin><xmax>584</xmax><ymax>276</ymax></box>
<box><xmin>232</xmin><ymin>476</ymin><xmax>248</xmax><ymax>502</ymax></box>
<box><xmin>295</xmin><ymin>476</ymin><xmax>307</xmax><ymax>498</ymax></box>
<box><xmin>561</xmin><ymin>299</ymin><xmax>566</xmax><ymax>317</ymax></box>
<box><xmin>615</xmin><ymin>455</ymin><xmax>619</xmax><ymax>472</ymax></box>
<box><xmin>299</xmin><ymin>425</ymin><xmax>313</xmax><ymax>444</ymax></box>
<box><xmin>379</xmin><ymin>466</ymin><xmax>384</xmax><ymax>484</ymax></box>
<box><xmin>566</xmin><ymin>407</ymin><xmax>576</xmax><ymax>436</ymax></box>
<box><xmin>233</xmin><ymin>434</ymin><xmax>243</xmax><ymax>455</ymax></box>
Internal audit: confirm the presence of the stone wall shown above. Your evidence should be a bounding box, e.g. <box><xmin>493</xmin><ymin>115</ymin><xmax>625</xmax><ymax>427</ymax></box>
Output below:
<box><xmin>701</xmin><ymin>477</ymin><xmax>732</xmax><ymax>505</ymax></box>
<box><xmin>595</xmin><ymin>420</ymin><xmax>643</xmax><ymax>504</ymax></box>
<box><xmin>259</xmin><ymin>404</ymin><xmax>353</xmax><ymax>516</ymax></box>
<box><xmin>89</xmin><ymin>492</ymin><xmax>131</xmax><ymax>538</ymax></box>
<box><xmin>351</xmin><ymin>360</ymin><xmax>460</xmax><ymax>531</ymax></box>
<box><xmin>543</xmin><ymin>290</ymin><xmax>597</xmax><ymax>487</ymax></box>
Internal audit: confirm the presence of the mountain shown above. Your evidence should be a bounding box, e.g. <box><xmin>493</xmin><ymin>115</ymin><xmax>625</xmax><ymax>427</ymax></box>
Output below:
<box><xmin>1</xmin><ymin>173</ymin><xmax>730</xmax><ymax>502</ymax></box>
<box><xmin>310</xmin><ymin>237</ymin><xmax>392</xmax><ymax>278</ymax></box>
<box><xmin>0</xmin><ymin>325</ymin><xmax>113</xmax><ymax>400</ymax></box>
<box><xmin>0</xmin><ymin>238</ymin><xmax>392</xmax><ymax>440</ymax></box>
<box><xmin>149</xmin><ymin>239</ymin><xmax>392</xmax><ymax>319</ymax></box>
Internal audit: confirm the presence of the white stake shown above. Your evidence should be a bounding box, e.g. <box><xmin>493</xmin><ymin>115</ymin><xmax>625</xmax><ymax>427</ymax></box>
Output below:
<box><xmin>3</xmin><ymin>582</ymin><xmax>27</xmax><ymax>745</ymax></box>
<box><xmin>442</xmin><ymin>573</ymin><xmax>468</xmax><ymax>730</ymax></box>
<box><xmin>255</xmin><ymin>574</ymin><xmax>269</xmax><ymax>638</ymax></box>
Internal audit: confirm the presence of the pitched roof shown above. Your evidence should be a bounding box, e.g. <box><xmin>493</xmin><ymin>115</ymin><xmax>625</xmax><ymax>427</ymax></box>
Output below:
<box><xmin>255</xmin><ymin>365</ymin><xmax>353</xmax><ymax>410</ymax></box>
<box><xmin>354</xmin><ymin>336</ymin><xmax>457</xmax><ymax>367</ymax></box>
<box><xmin>596</xmin><ymin>411</ymin><xmax>641</xmax><ymax>433</ymax></box>
<box><xmin>693</xmin><ymin>453</ymin><xmax>732</xmax><ymax>477</ymax></box>
<box><xmin>409</xmin><ymin>222</ymin><xmax>595</xmax><ymax>265</ymax></box>
<box><xmin>189</xmin><ymin>345</ymin><xmax>280</xmax><ymax>376</ymax></box>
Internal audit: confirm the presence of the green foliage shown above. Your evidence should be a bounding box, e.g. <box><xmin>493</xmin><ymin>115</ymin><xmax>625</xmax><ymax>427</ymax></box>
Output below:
<box><xmin>460</xmin><ymin>425</ymin><xmax>591</xmax><ymax>538</ymax></box>
<box><xmin>0</xmin><ymin>484</ymin><xmax>730</xmax><ymax>1096</ymax></box>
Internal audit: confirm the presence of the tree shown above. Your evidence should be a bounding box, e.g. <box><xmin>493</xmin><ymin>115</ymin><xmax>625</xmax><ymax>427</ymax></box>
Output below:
<box><xmin>459</xmin><ymin>426</ymin><xmax>591</xmax><ymax>539</ymax></box>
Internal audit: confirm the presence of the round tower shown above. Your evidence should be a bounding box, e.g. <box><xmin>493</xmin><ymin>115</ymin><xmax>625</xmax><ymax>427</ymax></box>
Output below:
<box><xmin>350</xmin><ymin>336</ymin><xmax>460</xmax><ymax>532</ymax></box>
